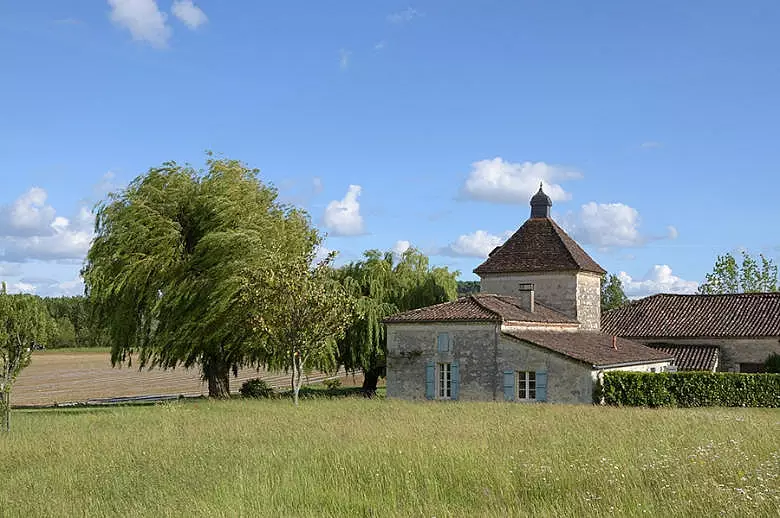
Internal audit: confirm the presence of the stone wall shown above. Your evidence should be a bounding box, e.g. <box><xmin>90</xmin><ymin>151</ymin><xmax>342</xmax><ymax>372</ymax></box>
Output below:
<box><xmin>479</xmin><ymin>272</ymin><xmax>578</xmax><ymax>319</ymax></box>
<box><xmin>499</xmin><ymin>335</ymin><xmax>595</xmax><ymax>404</ymax></box>
<box><xmin>641</xmin><ymin>337</ymin><xmax>780</xmax><ymax>372</ymax></box>
<box><xmin>385</xmin><ymin>322</ymin><xmax>497</xmax><ymax>401</ymax></box>
<box><xmin>576</xmin><ymin>272</ymin><xmax>601</xmax><ymax>331</ymax></box>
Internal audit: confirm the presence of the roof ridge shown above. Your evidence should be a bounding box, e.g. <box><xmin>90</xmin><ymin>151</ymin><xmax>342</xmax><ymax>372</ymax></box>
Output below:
<box><xmin>468</xmin><ymin>294</ymin><xmax>504</xmax><ymax>320</ymax></box>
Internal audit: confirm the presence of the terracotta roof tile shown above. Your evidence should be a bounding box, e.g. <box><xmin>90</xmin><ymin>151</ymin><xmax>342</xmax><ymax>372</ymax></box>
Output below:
<box><xmin>650</xmin><ymin>344</ymin><xmax>719</xmax><ymax>372</ymax></box>
<box><xmin>504</xmin><ymin>330</ymin><xmax>674</xmax><ymax>368</ymax></box>
<box><xmin>602</xmin><ymin>293</ymin><xmax>780</xmax><ymax>338</ymax></box>
<box><xmin>474</xmin><ymin>218</ymin><xmax>605</xmax><ymax>275</ymax></box>
<box><xmin>383</xmin><ymin>294</ymin><xmax>575</xmax><ymax>324</ymax></box>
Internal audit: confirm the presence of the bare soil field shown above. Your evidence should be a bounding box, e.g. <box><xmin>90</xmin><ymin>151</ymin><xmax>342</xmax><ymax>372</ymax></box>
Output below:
<box><xmin>12</xmin><ymin>350</ymin><xmax>353</xmax><ymax>406</ymax></box>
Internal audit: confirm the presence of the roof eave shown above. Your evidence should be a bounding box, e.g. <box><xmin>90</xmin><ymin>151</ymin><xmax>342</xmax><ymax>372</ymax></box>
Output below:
<box><xmin>594</xmin><ymin>358</ymin><xmax>675</xmax><ymax>369</ymax></box>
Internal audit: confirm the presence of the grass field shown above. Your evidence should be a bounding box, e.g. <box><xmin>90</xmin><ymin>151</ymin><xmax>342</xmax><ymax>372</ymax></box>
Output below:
<box><xmin>1</xmin><ymin>400</ymin><xmax>778</xmax><ymax>517</ymax></box>
<box><xmin>13</xmin><ymin>351</ymin><xmax>352</xmax><ymax>406</ymax></box>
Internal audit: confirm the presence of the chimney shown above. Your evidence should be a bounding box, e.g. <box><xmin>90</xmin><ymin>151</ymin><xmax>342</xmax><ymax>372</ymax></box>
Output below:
<box><xmin>517</xmin><ymin>283</ymin><xmax>535</xmax><ymax>312</ymax></box>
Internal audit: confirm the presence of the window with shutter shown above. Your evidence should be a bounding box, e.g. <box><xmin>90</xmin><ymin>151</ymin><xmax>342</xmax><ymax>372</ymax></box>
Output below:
<box><xmin>437</xmin><ymin>333</ymin><xmax>450</xmax><ymax>353</ymax></box>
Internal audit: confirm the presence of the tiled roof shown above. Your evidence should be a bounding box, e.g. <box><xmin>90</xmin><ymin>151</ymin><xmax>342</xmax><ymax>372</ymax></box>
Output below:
<box><xmin>473</xmin><ymin>218</ymin><xmax>605</xmax><ymax>275</ymax></box>
<box><xmin>383</xmin><ymin>294</ymin><xmax>576</xmax><ymax>324</ymax></box>
<box><xmin>602</xmin><ymin>293</ymin><xmax>780</xmax><ymax>338</ymax></box>
<box><xmin>650</xmin><ymin>344</ymin><xmax>719</xmax><ymax>372</ymax></box>
<box><xmin>504</xmin><ymin>330</ymin><xmax>674</xmax><ymax>368</ymax></box>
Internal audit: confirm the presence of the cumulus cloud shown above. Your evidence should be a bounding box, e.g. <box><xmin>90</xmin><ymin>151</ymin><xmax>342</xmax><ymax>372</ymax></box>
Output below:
<box><xmin>440</xmin><ymin>230</ymin><xmax>512</xmax><ymax>258</ymax></box>
<box><xmin>108</xmin><ymin>0</ymin><xmax>171</xmax><ymax>47</ymax></box>
<box><xmin>461</xmin><ymin>158</ymin><xmax>580</xmax><ymax>204</ymax></box>
<box><xmin>0</xmin><ymin>187</ymin><xmax>57</xmax><ymax>237</ymax></box>
<box><xmin>388</xmin><ymin>7</ymin><xmax>422</xmax><ymax>23</ymax></box>
<box><xmin>171</xmin><ymin>0</ymin><xmax>208</xmax><ymax>29</ymax></box>
<box><xmin>6</xmin><ymin>277</ymin><xmax>84</xmax><ymax>297</ymax></box>
<box><xmin>392</xmin><ymin>240</ymin><xmax>411</xmax><ymax>259</ymax></box>
<box><xmin>313</xmin><ymin>245</ymin><xmax>336</xmax><ymax>265</ymax></box>
<box><xmin>323</xmin><ymin>185</ymin><xmax>364</xmax><ymax>236</ymax></box>
<box><xmin>618</xmin><ymin>265</ymin><xmax>699</xmax><ymax>298</ymax></box>
<box><xmin>0</xmin><ymin>188</ymin><xmax>94</xmax><ymax>262</ymax></box>
<box><xmin>559</xmin><ymin>202</ymin><xmax>678</xmax><ymax>248</ymax></box>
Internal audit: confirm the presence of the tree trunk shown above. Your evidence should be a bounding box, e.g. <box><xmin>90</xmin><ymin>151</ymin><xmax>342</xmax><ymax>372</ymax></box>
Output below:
<box><xmin>203</xmin><ymin>358</ymin><xmax>231</xmax><ymax>399</ymax></box>
<box><xmin>293</xmin><ymin>355</ymin><xmax>303</xmax><ymax>406</ymax></box>
<box><xmin>362</xmin><ymin>366</ymin><xmax>383</xmax><ymax>398</ymax></box>
<box><xmin>1</xmin><ymin>391</ymin><xmax>9</xmax><ymax>433</ymax></box>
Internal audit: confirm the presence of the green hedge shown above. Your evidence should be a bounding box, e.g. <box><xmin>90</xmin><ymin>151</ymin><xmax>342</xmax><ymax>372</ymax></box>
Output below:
<box><xmin>600</xmin><ymin>371</ymin><xmax>780</xmax><ymax>407</ymax></box>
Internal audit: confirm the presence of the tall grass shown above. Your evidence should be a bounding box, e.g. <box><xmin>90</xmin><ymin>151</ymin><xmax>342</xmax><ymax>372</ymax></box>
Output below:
<box><xmin>1</xmin><ymin>400</ymin><xmax>778</xmax><ymax>517</ymax></box>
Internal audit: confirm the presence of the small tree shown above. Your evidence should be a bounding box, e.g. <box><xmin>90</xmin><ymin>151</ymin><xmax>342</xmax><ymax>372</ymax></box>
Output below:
<box><xmin>0</xmin><ymin>284</ymin><xmax>56</xmax><ymax>431</ymax></box>
<box><xmin>247</xmin><ymin>254</ymin><xmax>354</xmax><ymax>405</ymax></box>
<box><xmin>698</xmin><ymin>251</ymin><xmax>778</xmax><ymax>294</ymax></box>
<box><xmin>601</xmin><ymin>273</ymin><xmax>628</xmax><ymax>312</ymax></box>
<box><xmin>765</xmin><ymin>353</ymin><xmax>780</xmax><ymax>374</ymax></box>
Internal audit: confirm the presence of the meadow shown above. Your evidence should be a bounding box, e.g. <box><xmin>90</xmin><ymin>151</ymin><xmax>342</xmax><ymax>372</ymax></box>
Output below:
<box><xmin>1</xmin><ymin>399</ymin><xmax>778</xmax><ymax>517</ymax></box>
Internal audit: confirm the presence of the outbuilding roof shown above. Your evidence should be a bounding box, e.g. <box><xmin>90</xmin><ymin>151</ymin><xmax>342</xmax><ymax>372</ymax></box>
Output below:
<box><xmin>473</xmin><ymin>218</ymin><xmax>605</xmax><ymax>276</ymax></box>
<box><xmin>649</xmin><ymin>344</ymin><xmax>720</xmax><ymax>372</ymax></box>
<box><xmin>602</xmin><ymin>293</ymin><xmax>780</xmax><ymax>338</ymax></box>
<box><xmin>503</xmin><ymin>330</ymin><xmax>674</xmax><ymax>368</ymax></box>
<box><xmin>383</xmin><ymin>294</ymin><xmax>576</xmax><ymax>324</ymax></box>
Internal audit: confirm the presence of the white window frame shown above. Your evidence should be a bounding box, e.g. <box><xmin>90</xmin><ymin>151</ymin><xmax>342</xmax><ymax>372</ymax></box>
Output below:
<box><xmin>438</xmin><ymin>362</ymin><xmax>452</xmax><ymax>399</ymax></box>
<box><xmin>517</xmin><ymin>371</ymin><xmax>536</xmax><ymax>401</ymax></box>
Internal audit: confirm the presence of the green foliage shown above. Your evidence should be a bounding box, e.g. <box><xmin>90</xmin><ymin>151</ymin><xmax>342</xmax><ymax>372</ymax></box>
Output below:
<box><xmin>601</xmin><ymin>273</ymin><xmax>628</xmax><ymax>312</ymax></box>
<box><xmin>698</xmin><ymin>251</ymin><xmax>778</xmax><ymax>294</ymax></box>
<box><xmin>41</xmin><ymin>296</ymin><xmax>95</xmax><ymax>348</ymax></box>
<box><xmin>0</xmin><ymin>284</ymin><xmax>57</xmax><ymax>431</ymax></box>
<box><xmin>764</xmin><ymin>353</ymin><xmax>780</xmax><ymax>374</ymax></box>
<box><xmin>601</xmin><ymin>371</ymin><xmax>780</xmax><ymax>407</ymax></box>
<box><xmin>456</xmin><ymin>280</ymin><xmax>480</xmax><ymax>296</ymax></box>
<box><xmin>334</xmin><ymin>248</ymin><xmax>458</xmax><ymax>393</ymax></box>
<box><xmin>239</xmin><ymin>378</ymin><xmax>275</xmax><ymax>399</ymax></box>
<box><xmin>82</xmin><ymin>156</ymin><xmax>320</xmax><ymax>398</ymax></box>
<box><xmin>246</xmin><ymin>254</ymin><xmax>355</xmax><ymax>404</ymax></box>
<box><xmin>323</xmin><ymin>378</ymin><xmax>342</xmax><ymax>390</ymax></box>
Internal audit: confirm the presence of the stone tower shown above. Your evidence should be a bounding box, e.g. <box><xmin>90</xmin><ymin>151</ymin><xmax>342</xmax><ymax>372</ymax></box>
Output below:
<box><xmin>473</xmin><ymin>184</ymin><xmax>605</xmax><ymax>331</ymax></box>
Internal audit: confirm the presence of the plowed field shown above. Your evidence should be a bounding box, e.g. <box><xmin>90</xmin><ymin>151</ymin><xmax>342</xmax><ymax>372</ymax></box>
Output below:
<box><xmin>12</xmin><ymin>350</ymin><xmax>348</xmax><ymax>406</ymax></box>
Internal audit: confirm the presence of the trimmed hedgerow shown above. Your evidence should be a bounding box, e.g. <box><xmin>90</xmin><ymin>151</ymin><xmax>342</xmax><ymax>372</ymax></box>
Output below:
<box><xmin>600</xmin><ymin>371</ymin><xmax>780</xmax><ymax>408</ymax></box>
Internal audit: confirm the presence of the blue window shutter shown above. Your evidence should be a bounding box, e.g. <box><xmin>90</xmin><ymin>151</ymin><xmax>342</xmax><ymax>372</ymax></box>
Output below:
<box><xmin>536</xmin><ymin>371</ymin><xmax>547</xmax><ymax>402</ymax></box>
<box><xmin>451</xmin><ymin>360</ymin><xmax>460</xmax><ymax>400</ymax></box>
<box><xmin>503</xmin><ymin>370</ymin><xmax>515</xmax><ymax>401</ymax></box>
<box><xmin>425</xmin><ymin>361</ymin><xmax>435</xmax><ymax>399</ymax></box>
<box><xmin>437</xmin><ymin>333</ymin><xmax>449</xmax><ymax>352</ymax></box>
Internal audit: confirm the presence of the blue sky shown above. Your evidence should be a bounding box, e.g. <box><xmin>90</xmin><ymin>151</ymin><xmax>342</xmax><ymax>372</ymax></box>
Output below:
<box><xmin>1</xmin><ymin>1</ymin><xmax>779</xmax><ymax>297</ymax></box>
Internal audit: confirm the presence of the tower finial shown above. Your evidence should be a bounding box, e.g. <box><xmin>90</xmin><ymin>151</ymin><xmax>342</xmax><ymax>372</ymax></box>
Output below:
<box><xmin>530</xmin><ymin>183</ymin><xmax>552</xmax><ymax>218</ymax></box>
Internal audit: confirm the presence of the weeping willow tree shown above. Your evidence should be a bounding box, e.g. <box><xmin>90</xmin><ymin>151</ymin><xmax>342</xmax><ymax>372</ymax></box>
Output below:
<box><xmin>335</xmin><ymin>248</ymin><xmax>458</xmax><ymax>395</ymax></box>
<box><xmin>82</xmin><ymin>156</ymin><xmax>319</xmax><ymax>398</ymax></box>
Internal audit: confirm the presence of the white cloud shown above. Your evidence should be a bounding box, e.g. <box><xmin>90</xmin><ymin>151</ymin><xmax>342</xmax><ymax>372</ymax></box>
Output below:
<box><xmin>6</xmin><ymin>277</ymin><xmax>84</xmax><ymax>297</ymax></box>
<box><xmin>374</xmin><ymin>40</ymin><xmax>387</xmax><ymax>51</ymax></box>
<box><xmin>560</xmin><ymin>202</ymin><xmax>643</xmax><ymax>247</ymax></box>
<box><xmin>171</xmin><ymin>0</ymin><xmax>208</xmax><ymax>29</ymax></box>
<box><xmin>0</xmin><ymin>188</ymin><xmax>94</xmax><ymax>262</ymax></box>
<box><xmin>0</xmin><ymin>187</ymin><xmax>57</xmax><ymax>237</ymax></box>
<box><xmin>461</xmin><ymin>158</ymin><xmax>580</xmax><ymax>204</ymax></box>
<box><xmin>559</xmin><ymin>202</ymin><xmax>679</xmax><ymax>248</ymax></box>
<box><xmin>323</xmin><ymin>185</ymin><xmax>364</xmax><ymax>236</ymax></box>
<box><xmin>313</xmin><ymin>245</ymin><xmax>335</xmax><ymax>265</ymax></box>
<box><xmin>392</xmin><ymin>240</ymin><xmax>411</xmax><ymax>259</ymax></box>
<box><xmin>618</xmin><ymin>265</ymin><xmax>698</xmax><ymax>298</ymax></box>
<box><xmin>108</xmin><ymin>0</ymin><xmax>171</xmax><ymax>47</ymax></box>
<box><xmin>440</xmin><ymin>230</ymin><xmax>511</xmax><ymax>258</ymax></box>
<box><xmin>8</xmin><ymin>282</ymin><xmax>36</xmax><ymax>294</ymax></box>
<box><xmin>312</xmin><ymin>177</ymin><xmax>324</xmax><ymax>194</ymax></box>
<box><xmin>388</xmin><ymin>7</ymin><xmax>422</xmax><ymax>23</ymax></box>
<box><xmin>339</xmin><ymin>49</ymin><xmax>351</xmax><ymax>69</ymax></box>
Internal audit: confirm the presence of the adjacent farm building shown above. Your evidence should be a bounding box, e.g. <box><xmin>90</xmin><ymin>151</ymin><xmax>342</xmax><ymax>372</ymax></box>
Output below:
<box><xmin>384</xmin><ymin>186</ymin><xmax>780</xmax><ymax>403</ymax></box>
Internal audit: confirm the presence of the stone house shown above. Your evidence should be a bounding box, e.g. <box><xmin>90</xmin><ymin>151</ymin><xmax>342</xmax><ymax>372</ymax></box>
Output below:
<box><xmin>384</xmin><ymin>186</ymin><xmax>673</xmax><ymax>404</ymax></box>
<box><xmin>602</xmin><ymin>293</ymin><xmax>780</xmax><ymax>373</ymax></box>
